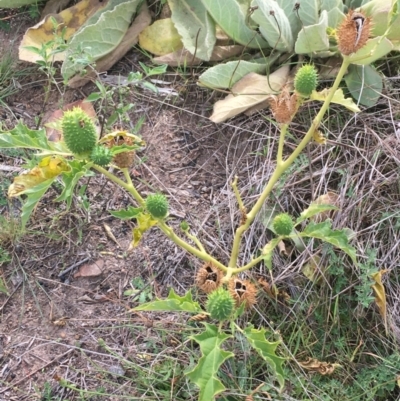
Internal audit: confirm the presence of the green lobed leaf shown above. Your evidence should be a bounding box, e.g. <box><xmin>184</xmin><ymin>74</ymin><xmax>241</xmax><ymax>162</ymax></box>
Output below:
<box><xmin>62</xmin><ymin>0</ymin><xmax>141</xmax><ymax>79</ymax></box>
<box><xmin>55</xmin><ymin>161</ymin><xmax>91</xmax><ymax>208</ymax></box>
<box><xmin>132</xmin><ymin>288</ymin><xmax>203</xmax><ymax>313</ymax></box>
<box><xmin>0</xmin><ymin>121</ymin><xmax>67</xmax><ymax>154</ymax></box>
<box><xmin>309</xmin><ymin>88</ymin><xmax>361</xmax><ymax>113</ymax></box>
<box><xmin>243</xmin><ymin>325</ymin><xmax>286</xmax><ymax>390</ymax></box>
<box><xmin>345</xmin><ymin>64</ymin><xmax>383</xmax><ymax>107</ymax></box>
<box><xmin>295</xmin><ymin>10</ymin><xmax>330</xmax><ymax>54</ymax></box>
<box><xmin>110</xmin><ymin>206</ymin><xmax>143</xmax><ymax>220</ymax></box>
<box><xmin>168</xmin><ymin>0</ymin><xmax>216</xmax><ymax>61</ymax></box>
<box><xmin>296</xmin><ymin>204</ymin><xmax>339</xmax><ymax>225</ymax></box>
<box><xmin>251</xmin><ymin>0</ymin><xmax>294</xmax><ymax>51</ymax></box>
<box><xmin>200</xmin><ymin>0</ymin><xmax>268</xmax><ymax>49</ymax></box>
<box><xmin>300</xmin><ymin>221</ymin><xmax>357</xmax><ymax>264</ymax></box>
<box><xmin>186</xmin><ymin>323</ymin><xmax>234</xmax><ymax>401</ymax></box>
<box><xmin>198</xmin><ymin>55</ymin><xmax>280</xmax><ymax>89</ymax></box>
<box><xmin>347</xmin><ymin>37</ymin><xmax>393</xmax><ymax>65</ymax></box>
<box><xmin>19</xmin><ymin>179</ymin><xmax>57</xmax><ymax>229</ymax></box>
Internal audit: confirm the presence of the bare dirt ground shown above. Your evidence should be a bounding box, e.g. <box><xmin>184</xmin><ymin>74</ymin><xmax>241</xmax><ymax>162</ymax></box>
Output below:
<box><xmin>1</xmin><ymin>5</ymin><xmax>400</xmax><ymax>401</ymax></box>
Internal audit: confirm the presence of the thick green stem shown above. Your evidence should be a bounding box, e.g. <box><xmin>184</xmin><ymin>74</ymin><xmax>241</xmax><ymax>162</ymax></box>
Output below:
<box><xmin>227</xmin><ymin>58</ymin><xmax>351</xmax><ymax>269</ymax></box>
<box><xmin>93</xmin><ymin>165</ymin><xmax>227</xmax><ymax>272</ymax></box>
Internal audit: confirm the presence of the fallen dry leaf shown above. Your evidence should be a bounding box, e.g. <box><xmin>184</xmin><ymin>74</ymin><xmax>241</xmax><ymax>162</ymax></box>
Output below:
<box><xmin>302</xmin><ymin>255</ymin><xmax>327</xmax><ymax>284</ymax></box>
<box><xmin>299</xmin><ymin>357</ymin><xmax>340</xmax><ymax>375</ymax></box>
<box><xmin>371</xmin><ymin>269</ymin><xmax>388</xmax><ymax>334</ymax></box>
<box><xmin>210</xmin><ymin>65</ymin><xmax>290</xmax><ymax>123</ymax></box>
<box><xmin>74</xmin><ymin>259</ymin><xmax>104</xmax><ymax>278</ymax></box>
<box><xmin>312</xmin><ymin>192</ymin><xmax>339</xmax><ymax>222</ymax></box>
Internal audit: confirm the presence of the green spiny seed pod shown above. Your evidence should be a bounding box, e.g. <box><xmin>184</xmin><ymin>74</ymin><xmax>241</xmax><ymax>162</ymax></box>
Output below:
<box><xmin>145</xmin><ymin>194</ymin><xmax>169</xmax><ymax>219</ymax></box>
<box><xmin>294</xmin><ymin>65</ymin><xmax>318</xmax><ymax>97</ymax></box>
<box><xmin>62</xmin><ymin>107</ymin><xmax>97</xmax><ymax>156</ymax></box>
<box><xmin>90</xmin><ymin>145</ymin><xmax>112</xmax><ymax>166</ymax></box>
<box><xmin>206</xmin><ymin>287</ymin><xmax>235</xmax><ymax>321</ymax></box>
<box><xmin>273</xmin><ymin>213</ymin><xmax>294</xmax><ymax>236</ymax></box>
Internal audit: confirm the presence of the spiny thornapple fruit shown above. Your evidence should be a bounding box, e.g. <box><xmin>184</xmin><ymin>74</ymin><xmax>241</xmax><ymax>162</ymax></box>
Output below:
<box><xmin>145</xmin><ymin>194</ymin><xmax>169</xmax><ymax>219</ymax></box>
<box><xmin>90</xmin><ymin>145</ymin><xmax>112</xmax><ymax>166</ymax></box>
<box><xmin>61</xmin><ymin>107</ymin><xmax>97</xmax><ymax>156</ymax></box>
<box><xmin>294</xmin><ymin>65</ymin><xmax>318</xmax><ymax>97</ymax></box>
<box><xmin>273</xmin><ymin>213</ymin><xmax>294</xmax><ymax>236</ymax></box>
<box><xmin>206</xmin><ymin>287</ymin><xmax>235</xmax><ymax>321</ymax></box>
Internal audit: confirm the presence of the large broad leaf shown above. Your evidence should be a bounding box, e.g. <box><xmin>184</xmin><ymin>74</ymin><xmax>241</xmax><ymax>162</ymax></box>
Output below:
<box><xmin>345</xmin><ymin>64</ymin><xmax>383</xmax><ymax>107</ymax></box>
<box><xmin>276</xmin><ymin>0</ymin><xmax>301</xmax><ymax>38</ymax></box>
<box><xmin>295</xmin><ymin>10</ymin><xmax>330</xmax><ymax>54</ymax></box>
<box><xmin>0</xmin><ymin>121</ymin><xmax>68</xmax><ymax>154</ymax></box>
<box><xmin>19</xmin><ymin>0</ymin><xmax>104</xmax><ymax>63</ymax></box>
<box><xmin>321</xmin><ymin>0</ymin><xmax>344</xmax><ymax>12</ymax></box>
<box><xmin>200</xmin><ymin>0</ymin><xmax>268</xmax><ymax>48</ymax></box>
<box><xmin>243</xmin><ymin>325</ymin><xmax>286</xmax><ymax>390</ymax></box>
<box><xmin>327</xmin><ymin>7</ymin><xmax>345</xmax><ymax>28</ymax></box>
<box><xmin>296</xmin><ymin>0</ymin><xmax>320</xmax><ymax>26</ymax></box>
<box><xmin>132</xmin><ymin>288</ymin><xmax>203</xmax><ymax>313</ymax></box>
<box><xmin>198</xmin><ymin>58</ymin><xmax>275</xmax><ymax>89</ymax></box>
<box><xmin>186</xmin><ymin>323</ymin><xmax>234</xmax><ymax>401</ymax></box>
<box><xmin>168</xmin><ymin>0</ymin><xmax>216</xmax><ymax>61</ymax></box>
<box><xmin>62</xmin><ymin>0</ymin><xmax>141</xmax><ymax>79</ymax></box>
<box><xmin>300</xmin><ymin>221</ymin><xmax>357</xmax><ymax>264</ymax></box>
<box><xmin>310</xmin><ymin>88</ymin><xmax>361</xmax><ymax>113</ymax></box>
<box><xmin>210</xmin><ymin>65</ymin><xmax>290</xmax><ymax>123</ymax></box>
<box><xmin>251</xmin><ymin>0</ymin><xmax>294</xmax><ymax>52</ymax></box>
<box><xmin>347</xmin><ymin>37</ymin><xmax>393</xmax><ymax>65</ymax></box>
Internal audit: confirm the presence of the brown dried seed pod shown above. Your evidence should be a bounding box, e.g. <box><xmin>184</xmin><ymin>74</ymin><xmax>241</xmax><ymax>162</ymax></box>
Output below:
<box><xmin>337</xmin><ymin>10</ymin><xmax>371</xmax><ymax>56</ymax></box>
<box><xmin>228</xmin><ymin>278</ymin><xmax>257</xmax><ymax>309</ymax></box>
<box><xmin>269</xmin><ymin>87</ymin><xmax>298</xmax><ymax>124</ymax></box>
<box><xmin>195</xmin><ymin>263</ymin><xmax>222</xmax><ymax>293</ymax></box>
<box><xmin>188</xmin><ymin>313</ymin><xmax>209</xmax><ymax>322</ymax></box>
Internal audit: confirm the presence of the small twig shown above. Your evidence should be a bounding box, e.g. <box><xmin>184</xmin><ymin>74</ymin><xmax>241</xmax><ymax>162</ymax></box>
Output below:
<box><xmin>58</xmin><ymin>257</ymin><xmax>90</xmax><ymax>278</ymax></box>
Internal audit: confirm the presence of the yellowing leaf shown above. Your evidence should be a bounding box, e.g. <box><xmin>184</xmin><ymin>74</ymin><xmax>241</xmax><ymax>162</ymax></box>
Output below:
<box><xmin>302</xmin><ymin>255</ymin><xmax>327</xmax><ymax>284</ymax></box>
<box><xmin>8</xmin><ymin>156</ymin><xmax>69</xmax><ymax>197</ymax></box>
<box><xmin>139</xmin><ymin>18</ymin><xmax>183</xmax><ymax>56</ymax></box>
<box><xmin>310</xmin><ymin>88</ymin><xmax>361</xmax><ymax>113</ymax></box>
<box><xmin>19</xmin><ymin>0</ymin><xmax>105</xmax><ymax>63</ymax></box>
<box><xmin>129</xmin><ymin>213</ymin><xmax>158</xmax><ymax>249</ymax></box>
<box><xmin>210</xmin><ymin>65</ymin><xmax>290</xmax><ymax>123</ymax></box>
<box><xmin>371</xmin><ymin>270</ymin><xmax>388</xmax><ymax>334</ymax></box>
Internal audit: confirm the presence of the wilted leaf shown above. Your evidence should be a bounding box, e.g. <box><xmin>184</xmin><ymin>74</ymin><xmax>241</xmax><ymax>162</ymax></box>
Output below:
<box><xmin>153</xmin><ymin>45</ymin><xmax>244</xmax><ymax>67</ymax></box>
<box><xmin>210</xmin><ymin>65</ymin><xmax>290</xmax><ymax>123</ymax></box>
<box><xmin>347</xmin><ymin>37</ymin><xmax>393</xmax><ymax>65</ymax></box>
<box><xmin>19</xmin><ymin>0</ymin><xmax>104</xmax><ymax>63</ymax></box>
<box><xmin>299</xmin><ymin>357</ymin><xmax>340</xmax><ymax>375</ymax></box>
<box><xmin>138</xmin><ymin>18</ymin><xmax>183</xmax><ymax>56</ymax></box>
<box><xmin>297</xmin><ymin>192</ymin><xmax>339</xmax><ymax>224</ymax></box>
<box><xmin>186</xmin><ymin>323</ymin><xmax>234</xmax><ymax>401</ymax></box>
<box><xmin>133</xmin><ymin>288</ymin><xmax>203</xmax><ymax>313</ymax></box>
<box><xmin>310</xmin><ymin>88</ymin><xmax>361</xmax><ymax>113</ymax></box>
<box><xmin>243</xmin><ymin>325</ymin><xmax>286</xmax><ymax>389</ymax></box>
<box><xmin>295</xmin><ymin>10</ymin><xmax>330</xmax><ymax>54</ymax></box>
<box><xmin>345</xmin><ymin>64</ymin><xmax>383</xmax><ymax>107</ymax></box>
<box><xmin>8</xmin><ymin>156</ymin><xmax>69</xmax><ymax>197</ymax></box>
<box><xmin>251</xmin><ymin>0</ymin><xmax>294</xmax><ymax>52</ymax></box>
<box><xmin>130</xmin><ymin>213</ymin><xmax>158</xmax><ymax>249</ymax></box>
<box><xmin>168</xmin><ymin>0</ymin><xmax>216</xmax><ymax>61</ymax></box>
<box><xmin>302</xmin><ymin>255</ymin><xmax>327</xmax><ymax>284</ymax></box>
<box><xmin>201</xmin><ymin>0</ymin><xmax>268</xmax><ymax>48</ymax></box>
<box><xmin>371</xmin><ymin>270</ymin><xmax>388</xmax><ymax>334</ymax></box>
<box><xmin>62</xmin><ymin>0</ymin><xmax>141</xmax><ymax>79</ymax></box>
<box><xmin>74</xmin><ymin>259</ymin><xmax>104</xmax><ymax>278</ymax></box>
